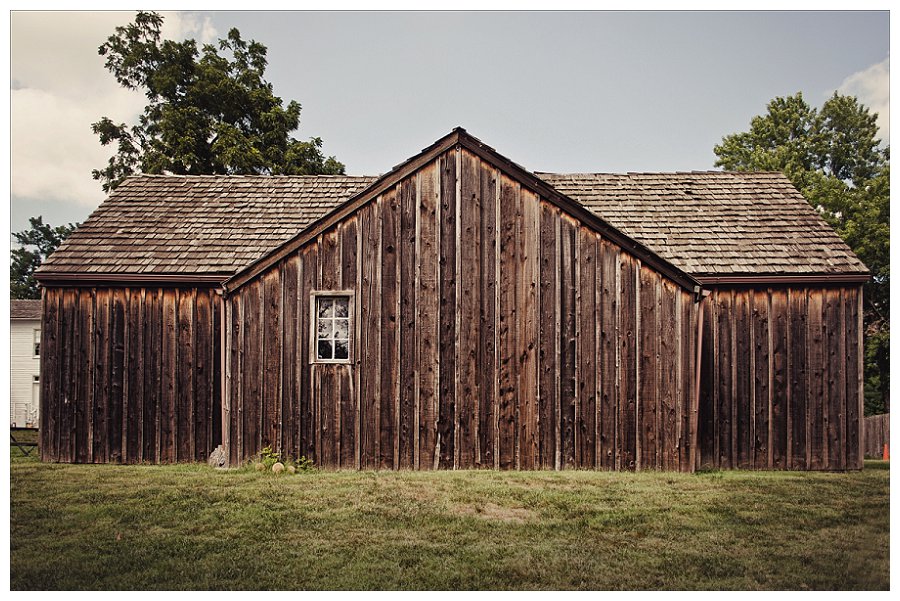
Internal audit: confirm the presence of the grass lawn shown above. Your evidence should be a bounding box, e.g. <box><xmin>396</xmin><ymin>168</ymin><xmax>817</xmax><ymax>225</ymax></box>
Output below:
<box><xmin>10</xmin><ymin>448</ymin><xmax>889</xmax><ymax>590</ymax></box>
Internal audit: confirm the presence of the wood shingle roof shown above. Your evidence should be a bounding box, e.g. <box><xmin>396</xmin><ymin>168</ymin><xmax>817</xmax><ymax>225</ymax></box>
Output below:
<box><xmin>37</xmin><ymin>166</ymin><xmax>866</xmax><ymax>282</ymax></box>
<box><xmin>10</xmin><ymin>299</ymin><xmax>42</xmax><ymax>319</ymax></box>
<box><xmin>39</xmin><ymin>175</ymin><xmax>376</xmax><ymax>276</ymax></box>
<box><xmin>536</xmin><ymin>171</ymin><xmax>867</xmax><ymax>276</ymax></box>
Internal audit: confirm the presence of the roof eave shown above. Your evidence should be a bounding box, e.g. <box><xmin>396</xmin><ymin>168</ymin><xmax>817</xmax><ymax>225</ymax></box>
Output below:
<box><xmin>34</xmin><ymin>272</ymin><xmax>232</xmax><ymax>288</ymax></box>
<box><xmin>696</xmin><ymin>273</ymin><xmax>871</xmax><ymax>286</ymax></box>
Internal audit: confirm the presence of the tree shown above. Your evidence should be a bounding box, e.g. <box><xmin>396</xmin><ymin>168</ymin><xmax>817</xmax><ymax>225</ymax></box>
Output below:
<box><xmin>715</xmin><ymin>92</ymin><xmax>890</xmax><ymax>414</ymax></box>
<box><xmin>92</xmin><ymin>11</ymin><xmax>344</xmax><ymax>193</ymax></box>
<box><xmin>10</xmin><ymin>217</ymin><xmax>78</xmax><ymax>299</ymax></box>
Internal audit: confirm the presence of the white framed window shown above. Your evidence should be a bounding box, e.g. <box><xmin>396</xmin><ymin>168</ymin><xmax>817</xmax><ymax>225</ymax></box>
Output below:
<box><xmin>311</xmin><ymin>291</ymin><xmax>353</xmax><ymax>364</ymax></box>
<box><xmin>33</xmin><ymin>329</ymin><xmax>41</xmax><ymax>358</ymax></box>
<box><xmin>32</xmin><ymin>375</ymin><xmax>41</xmax><ymax>423</ymax></box>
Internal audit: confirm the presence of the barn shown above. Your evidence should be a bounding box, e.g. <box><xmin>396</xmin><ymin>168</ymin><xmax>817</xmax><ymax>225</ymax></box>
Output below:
<box><xmin>35</xmin><ymin>128</ymin><xmax>868</xmax><ymax>471</ymax></box>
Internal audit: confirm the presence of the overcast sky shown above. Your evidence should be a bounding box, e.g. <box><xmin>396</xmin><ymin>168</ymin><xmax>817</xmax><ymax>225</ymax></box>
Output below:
<box><xmin>7</xmin><ymin>10</ymin><xmax>890</xmax><ymax>235</ymax></box>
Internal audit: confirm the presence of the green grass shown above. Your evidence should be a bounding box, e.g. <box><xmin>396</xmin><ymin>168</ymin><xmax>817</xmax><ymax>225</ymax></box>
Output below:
<box><xmin>10</xmin><ymin>449</ymin><xmax>889</xmax><ymax>590</ymax></box>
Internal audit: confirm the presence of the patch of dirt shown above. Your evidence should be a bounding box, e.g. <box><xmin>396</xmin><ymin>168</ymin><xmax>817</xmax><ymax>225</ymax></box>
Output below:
<box><xmin>453</xmin><ymin>502</ymin><xmax>535</xmax><ymax>523</ymax></box>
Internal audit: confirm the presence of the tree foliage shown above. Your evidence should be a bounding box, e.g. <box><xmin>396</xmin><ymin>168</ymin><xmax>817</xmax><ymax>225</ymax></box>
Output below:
<box><xmin>715</xmin><ymin>92</ymin><xmax>890</xmax><ymax>414</ymax></box>
<box><xmin>10</xmin><ymin>217</ymin><xmax>79</xmax><ymax>299</ymax></box>
<box><xmin>92</xmin><ymin>11</ymin><xmax>344</xmax><ymax>193</ymax></box>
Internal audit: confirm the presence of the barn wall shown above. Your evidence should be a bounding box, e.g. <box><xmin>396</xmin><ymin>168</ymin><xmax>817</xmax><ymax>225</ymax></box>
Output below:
<box><xmin>40</xmin><ymin>286</ymin><xmax>222</xmax><ymax>463</ymax></box>
<box><xmin>698</xmin><ymin>285</ymin><xmax>863</xmax><ymax>470</ymax></box>
<box><xmin>227</xmin><ymin>146</ymin><xmax>700</xmax><ymax>471</ymax></box>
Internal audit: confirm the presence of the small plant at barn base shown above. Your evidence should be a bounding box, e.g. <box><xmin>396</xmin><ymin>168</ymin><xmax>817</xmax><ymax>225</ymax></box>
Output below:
<box><xmin>252</xmin><ymin>445</ymin><xmax>315</xmax><ymax>474</ymax></box>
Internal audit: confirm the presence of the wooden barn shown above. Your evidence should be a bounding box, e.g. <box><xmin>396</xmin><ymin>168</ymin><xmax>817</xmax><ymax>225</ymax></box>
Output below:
<box><xmin>35</xmin><ymin>128</ymin><xmax>869</xmax><ymax>471</ymax></box>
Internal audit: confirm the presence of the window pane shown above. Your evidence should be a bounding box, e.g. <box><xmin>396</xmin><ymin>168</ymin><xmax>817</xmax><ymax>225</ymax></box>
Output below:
<box><xmin>334</xmin><ymin>318</ymin><xmax>349</xmax><ymax>339</ymax></box>
<box><xmin>334</xmin><ymin>340</ymin><xmax>349</xmax><ymax>359</ymax></box>
<box><xmin>317</xmin><ymin>318</ymin><xmax>332</xmax><ymax>339</ymax></box>
<box><xmin>318</xmin><ymin>297</ymin><xmax>334</xmax><ymax>318</ymax></box>
<box><xmin>334</xmin><ymin>298</ymin><xmax>349</xmax><ymax>318</ymax></box>
<box><xmin>317</xmin><ymin>340</ymin><xmax>333</xmax><ymax>360</ymax></box>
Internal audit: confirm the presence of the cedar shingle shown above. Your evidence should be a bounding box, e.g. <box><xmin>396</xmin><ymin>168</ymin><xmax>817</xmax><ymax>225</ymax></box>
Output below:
<box><xmin>537</xmin><ymin>171</ymin><xmax>866</xmax><ymax>275</ymax></box>
<box><xmin>39</xmin><ymin>174</ymin><xmax>376</xmax><ymax>276</ymax></box>
<box><xmin>38</xmin><ymin>170</ymin><xmax>866</xmax><ymax>279</ymax></box>
<box><xmin>11</xmin><ymin>299</ymin><xmax>41</xmax><ymax>319</ymax></box>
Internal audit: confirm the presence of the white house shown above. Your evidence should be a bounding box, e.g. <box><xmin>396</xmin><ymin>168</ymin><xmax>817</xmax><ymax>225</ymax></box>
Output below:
<box><xmin>10</xmin><ymin>299</ymin><xmax>41</xmax><ymax>427</ymax></box>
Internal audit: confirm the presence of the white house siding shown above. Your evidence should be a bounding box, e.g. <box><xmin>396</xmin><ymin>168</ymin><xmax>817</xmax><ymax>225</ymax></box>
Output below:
<box><xmin>10</xmin><ymin>318</ymin><xmax>41</xmax><ymax>427</ymax></box>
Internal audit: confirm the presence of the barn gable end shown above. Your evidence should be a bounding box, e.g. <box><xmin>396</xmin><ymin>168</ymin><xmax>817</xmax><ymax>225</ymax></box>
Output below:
<box><xmin>224</xmin><ymin>134</ymin><xmax>702</xmax><ymax>471</ymax></box>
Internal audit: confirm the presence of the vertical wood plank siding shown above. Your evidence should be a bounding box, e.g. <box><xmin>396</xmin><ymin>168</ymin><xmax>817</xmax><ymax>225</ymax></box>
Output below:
<box><xmin>40</xmin><ymin>286</ymin><xmax>222</xmax><ymax>463</ymax></box>
<box><xmin>698</xmin><ymin>285</ymin><xmax>863</xmax><ymax>470</ymax></box>
<box><xmin>226</xmin><ymin>146</ymin><xmax>699</xmax><ymax>471</ymax></box>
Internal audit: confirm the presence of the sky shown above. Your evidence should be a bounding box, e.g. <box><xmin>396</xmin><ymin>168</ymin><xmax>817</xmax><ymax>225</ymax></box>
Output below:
<box><xmin>6</xmin><ymin>9</ymin><xmax>891</xmax><ymax>235</ymax></box>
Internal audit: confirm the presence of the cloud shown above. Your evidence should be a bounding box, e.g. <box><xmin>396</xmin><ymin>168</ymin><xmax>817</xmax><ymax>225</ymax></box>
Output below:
<box><xmin>837</xmin><ymin>56</ymin><xmax>890</xmax><ymax>144</ymax></box>
<box><xmin>10</xmin><ymin>11</ymin><xmax>218</xmax><ymax>206</ymax></box>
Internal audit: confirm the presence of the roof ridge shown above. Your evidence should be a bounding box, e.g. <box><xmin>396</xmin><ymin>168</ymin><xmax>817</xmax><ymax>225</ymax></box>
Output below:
<box><xmin>120</xmin><ymin>173</ymin><xmax>378</xmax><ymax>181</ymax></box>
<box><xmin>536</xmin><ymin>170</ymin><xmax>789</xmax><ymax>176</ymax></box>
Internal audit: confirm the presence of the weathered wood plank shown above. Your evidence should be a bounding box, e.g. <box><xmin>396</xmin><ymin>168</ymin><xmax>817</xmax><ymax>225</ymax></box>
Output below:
<box><xmin>559</xmin><ymin>217</ymin><xmax>577</xmax><ymax>469</ymax></box>
<box><xmin>639</xmin><ymin>266</ymin><xmax>659</xmax><ymax>469</ymax></box>
<box><xmin>212</xmin><ymin>291</ymin><xmax>222</xmax><ymax>456</ymax></box>
<box><xmin>787</xmin><ymin>288</ymin><xmax>808</xmax><ymax>469</ymax></box>
<box><xmin>519</xmin><ymin>188</ymin><xmax>540</xmax><ymax>470</ymax></box>
<box><xmin>92</xmin><ymin>289</ymin><xmax>111</xmax><ymax>463</ymax></box>
<box><xmin>175</xmin><ymin>289</ymin><xmax>194</xmax><ymax>462</ymax></box>
<box><xmin>752</xmin><ymin>290</ymin><xmax>770</xmax><ymax>469</ymax></box>
<box><xmin>74</xmin><ymin>289</ymin><xmax>90</xmax><ymax>463</ymax></box>
<box><xmin>438</xmin><ymin>153</ymin><xmax>458</xmax><ymax>469</ymax></box>
<box><xmin>228</xmin><ymin>291</ymin><xmax>243</xmax><ymax>465</ymax></box>
<box><xmin>379</xmin><ymin>187</ymin><xmax>400</xmax><ymax>470</ymax></box>
<box><xmin>679</xmin><ymin>290</ymin><xmax>694</xmax><ymax>471</ymax></box>
<box><xmin>716</xmin><ymin>289</ymin><xmax>734</xmax><ymax>469</ymax></box>
<box><xmin>576</xmin><ymin>227</ymin><xmax>597</xmax><ymax>469</ymax></box>
<box><xmin>770</xmin><ymin>289</ymin><xmax>789</xmax><ymax>469</ymax></box>
<box><xmin>826</xmin><ymin>287</ymin><xmax>845</xmax><ymax>470</ymax></box>
<box><xmin>298</xmin><ymin>246</ymin><xmax>317</xmax><ymax>463</ymax></box>
<box><xmin>40</xmin><ymin>289</ymin><xmax>60</xmax><ymax>461</ymax></box>
<box><xmin>62</xmin><ymin>290</ymin><xmax>77</xmax><ymax>462</ymax></box>
<box><xmin>124</xmin><ymin>290</ymin><xmax>143</xmax><ymax>462</ymax></box>
<box><xmin>397</xmin><ymin>175</ymin><xmax>418</xmax><ymax>469</ymax></box>
<box><xmin>497</xmin><ymin>173</ymin><xmax>518</xmax><ymax>470</ymax></box>
<box><xmin>242</xmin><ymin>283</ymin><xmax>262</xmax><ymax>460</ymax></box>
<box><xmin>143</xmin><ymin>290</ymin><xmax>161</xmax><ymax>463</ymax></box>
<box><xmin>341</xmin><ymin>218</ymin><xmax>359</xmax><ymax>469</ymax></box>
<box><xmin>158</xmin><ymin>289</ymin><xmax>177</xmax><ymax>462</ymax></box>
<box><xmin>357</xmin><ymin>202</ymin><xmax>380</xmax><ymax>470</ymax></box>
<box><xmin>262</xmin><ymin>270</ymin><xmax>281</xmax><ymax>452</ymax></box>
<box><xmin>538</xmin><ymin>203</ymin><xmax>559</xmax><ymax>469</ymax></box>
<box><xmin>807</xmin><ymin>290</ymin><xmax>825</xmax><ymax>470</ymax></box>
<box><xmin>108</xmin><ymin>288</ymin><xmax>126</xmax><ymax>462</ymax></box>
<box><xmin>698</xmin><ymin>294</ymin><xmax>716</xmax><ymax>468</ymax></box>
<box><xmin>845</xmin><ymin>287</ymin><xmax>861</xmax><ymax>469</ymax></box>
<box><xmin>194</xmin><ymin>290</ymin><xmax>211</xmax><ymax>461</ymax></box>
<box><xmin>478</xmin><ymin>162</ymin><xmax>498</xmax><ymax>468</ymax></box>
<box><xmin>457</xmin><ymin>150</ymin><xmax>480</xmax><ymax>469</ymax></box>
<box><xmin>417</xmin><ymin>163</ymin><xmax>439</xmax><ymax>469</ymax></box>
<box><xmin>599</xmin><ymin>241</ymin><xmax>618</xmax><ymax>470</ymax></box>
<box><xmin>734</xmin><ymin>289</ymin><xmax>751</xmax><ymax>469</ymax></box>
<box><xmin>619</xmin><ymin>254</ymin><xmax>638</xmax><ymax>470</ymax></box>
<box><xmin>281</xmin><ymin>256</ymin><xmax>299</xmax><ymax>459</ymax></box>
<box><xmin>659</xmin><ymin>280</ymin><xmax>678</xmax><ymax>471</ymax></box>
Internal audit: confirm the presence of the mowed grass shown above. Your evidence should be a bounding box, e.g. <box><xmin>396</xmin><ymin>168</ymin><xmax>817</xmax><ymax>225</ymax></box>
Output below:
<box><xmin>10</xmin><ymin>449</ymin><xmax>889</xmax><ymax>590</ymax></box>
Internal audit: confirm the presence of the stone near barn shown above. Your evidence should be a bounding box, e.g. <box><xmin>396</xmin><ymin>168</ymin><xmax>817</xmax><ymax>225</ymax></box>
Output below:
<box><xmin>207</xmin><ymin>445</ymin><xmax>227</xmax><ymax>468</ymax></box>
